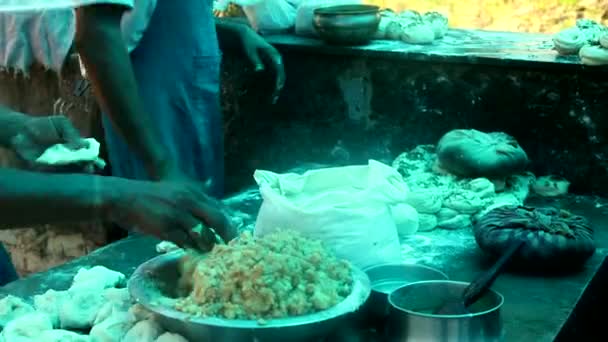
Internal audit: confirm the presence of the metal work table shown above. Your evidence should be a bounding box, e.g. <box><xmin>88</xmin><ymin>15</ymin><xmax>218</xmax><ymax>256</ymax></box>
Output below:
<box><xmin>1</xmin><ymin>192</ymin><xmax>606</xmax><ymax>341</ymax></box>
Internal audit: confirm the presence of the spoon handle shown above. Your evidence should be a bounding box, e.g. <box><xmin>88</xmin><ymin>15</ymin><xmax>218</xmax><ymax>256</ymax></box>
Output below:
<box><xmin>463</xmin><ymin>239</ymin><xmax>525</xmax><ymax>307</ymax></box>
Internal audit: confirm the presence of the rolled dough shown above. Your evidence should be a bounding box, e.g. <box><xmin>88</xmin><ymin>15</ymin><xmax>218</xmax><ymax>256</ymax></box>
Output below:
<box><xmin>36</xmin><ymin>137</ymin><xmax>106</xmax><ymax>169</ymax></box>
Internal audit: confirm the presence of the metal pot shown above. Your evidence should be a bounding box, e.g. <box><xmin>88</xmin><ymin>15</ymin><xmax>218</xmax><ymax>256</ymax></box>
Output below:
<box><xmin>387</xmin><ymin>280</ymin><xmax>504</xmax><ymax>342</ymax></box>
<box><xmin>360</xmin><ymin>263</ymin><xmax>448</xmax><ymax>331</ymax></box>
<box><xmin>313</xmin><ymin>5</ymin><xmax>381</xmax><ymax>45</ymax></box>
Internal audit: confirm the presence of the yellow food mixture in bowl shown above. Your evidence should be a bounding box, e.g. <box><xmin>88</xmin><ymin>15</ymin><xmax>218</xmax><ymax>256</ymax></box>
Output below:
<box><xmin>174</xmin><ymin>230</ymin><xmax>354</xmax><ymax>321</ymax></box>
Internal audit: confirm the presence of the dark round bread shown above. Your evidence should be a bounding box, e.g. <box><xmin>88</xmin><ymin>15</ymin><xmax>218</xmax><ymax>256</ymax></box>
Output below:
<box><xmin>474</xmin><ymin>205</ymin><xmax>595</xmax><ymax>270</ymax></box>
<box><xmin>436</xmin><ymin>129</ymin><xmax>528</xmax><ymax>178</ymax></box>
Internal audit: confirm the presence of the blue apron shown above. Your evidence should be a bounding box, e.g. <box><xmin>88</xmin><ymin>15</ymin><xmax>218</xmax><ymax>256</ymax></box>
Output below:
<box><xmin>0</xmin><ymin>243</ymin><xmax>17</xmax><ymax>286</ymax></box>
<box><xmin>102</xmin><ymin>0</ymin><xmax>224</xmax><ymax>197</ymax></box>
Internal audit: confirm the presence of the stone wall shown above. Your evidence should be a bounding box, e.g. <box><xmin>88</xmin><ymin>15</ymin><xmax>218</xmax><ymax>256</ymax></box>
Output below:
<box><xmin>220</xmin><ymin>44</ymin><xmax>608</xmax><ymax>197</ymax></box>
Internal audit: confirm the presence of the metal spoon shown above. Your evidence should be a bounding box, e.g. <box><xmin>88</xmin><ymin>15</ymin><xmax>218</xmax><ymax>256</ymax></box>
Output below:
<box><xmin>435</xmin><ymin>239</ymin><xmax>525</xmax><ymax>315</ymax></box>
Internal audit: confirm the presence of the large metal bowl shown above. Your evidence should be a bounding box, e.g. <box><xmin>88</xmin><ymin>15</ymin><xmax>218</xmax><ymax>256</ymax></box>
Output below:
<box><xmin>313</xmin><ymin>5</ymin><xmax>381</xmax><ymax>45</ymax></box>
<box><xmin>128</xmin><ymin>250</ymin><xmax>371</xmax><ymax>342</ymax></box>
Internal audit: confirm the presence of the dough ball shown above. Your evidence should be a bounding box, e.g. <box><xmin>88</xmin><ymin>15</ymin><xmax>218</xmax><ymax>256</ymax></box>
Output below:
<box><xmin>128</xmin><ymin>303</ymin><xmax>155</xmax><ymax>322</ymax></box>
<box><xmin>552</xmin><ymin>27</ymin><xmax>586</xmax><ymax>55</ymax></box>
<box><xmin>575</xmin><ymin>18</ymin><xmax>607</xmax><ymax>44</ymax></box>
<box><xmin>601</xmin><ymin>34</ymin><xmax>608</xmax><ymax>49</ymax></box>
<box><xmin>93</xmin><ymin>287</ymin><xmax>134</xmax><ymax>325</ymax></box>
<box><xmin>390</xmin><ymin>203</ymin><xmax>419</xmax><ymax>236</ymax></box>
<box><xmin>374</xmin><ymin>17</ymin><xmax>393</xmax><ymax>40</ymax></box>
<box><xmin>398</xmin><ymin>10</ymin><xmax>422</xmax><ymax>22</ymax></box>
<box><xmin>405</xmin><ymin>190</ymin><xmax>443</xmax><ymax>214</ymax></box>
<box><xmin>423</xmin><ymin>11</ymin><xmax>449</xmax><ymax>39</ymax></box>
<box><xmin>59</xmin><ymin>288</ymin><xmax>105</xmax><ymax>330</ymax></box>
<box><xmin>155</xmin><ymin>332</ymin><xmax>188</xmax><ymax>342</ymax></box>
<box><xmin>579</xmin><ymin>45</ymin><xmax>608</xmax><ymax>66</ymax></box>
<box><xmin>436</xmin><ymin>129</ymin><xmax>528</xmax><ymax>178</ymax></box>
<box><xmin>436</xmin><ymin>207</ymin><xmax>459</xmax><ymax>222</ymax></box>
<box><xmin>463</xmin><ymin>178</ymin><xmax>496</xmax><ymax>198</ymax></box>
<box><xmin>437</xmin><ymin>214</ymin><xmax>471</xmax><ymax>230</ymax></box>
<box><xmin>2</xmin><ymin>312</ymin><xmax>53</xmax><ymax>340</ymax></box>
<box><xmin>33</xmin><ymin>289</ymin><xmax>69</xmax><ymax>328</ymax></box>
<box><xmin>418</xmin><ymin>213</ymin><xmax>438</xmax><ymax>232</ymax></box>
<box><xmin>122</xmin><ymin>319</ymin><xmax>164</xmax><ymax>342</ymax></box>
<box><xmin>70</xmin><ymin>266</ymin><xmax>126</xmax><ymax>291</ymax></box>
<box><xmin>400</xmin><ymin>22</ymin><xmax>436</xmax><ymax>44</ymax></box>
<box><xmin>443</xmin><ymin>190</ymin><xmax>487</xmax><ymax>214</ymax></box>
<box><xmin>89</xmin><ymin>311</ymin><xmax>135</xmax><ymax>342</ymax></box>
<box><xmin>385</xmin><ymin>20</ymin><xmax>402</xmax><ymax>40</ymax></box>
<box><xmin>39</xmin><ymin>329</ymin><xmax>90</xmax><ymax>342</ymax></box>
<box><xmin>102</xmin><ymin>287</ymin><xmax>133</xmax><ymax>309</ymax></box>
<box><xmin>0</xmin><ymin>295</ymin><xmax>35</xmax><ymax>328</ymax></box>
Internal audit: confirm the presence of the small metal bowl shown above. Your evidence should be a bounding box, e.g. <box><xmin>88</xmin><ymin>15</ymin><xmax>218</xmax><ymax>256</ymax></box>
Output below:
<box><xmin>128</xmin><ymin>250</ymin><xmax>372</xmax><ymax>342</ymax></box>
<box><xmin>313</xmin><ymin>4</ymin><xmax>381</xmax><ymax>45</ymax></box>
<box><xmin>360</xmin><ymin>263</ymin><xmax>448</xmax><ymax>329</ymax></box>
<box><xmin>387</xmin><ymin>280</ymin><xmax>504</xmax><ymax>341</ymax></box>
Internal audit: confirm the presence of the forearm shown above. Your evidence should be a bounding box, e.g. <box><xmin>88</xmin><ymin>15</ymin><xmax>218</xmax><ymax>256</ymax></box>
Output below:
<box><xmin>74</xmin><ymin>5</ymin><xmax>171</xmax><ymax>180</ymax></box>
<box><xmin>0</xmin><ymin>105</ymin><xmax>28</xmax><ymax>149</ymax></box>
<box><xmin>0</xmin><ymin>168</ymin><xmax>114</xmax><ymax>227</ymax></box>
<box><xmin>215</xmin><ymin>18</ymin><xmax>248</xmax><ymax>51</ymax></box>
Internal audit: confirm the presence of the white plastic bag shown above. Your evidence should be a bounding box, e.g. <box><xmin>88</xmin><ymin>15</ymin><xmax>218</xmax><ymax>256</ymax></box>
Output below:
<box><xmin>295</xmin><ymin>0</ymin><xmax>363</xmax><ymax>37</ymax></box>
<box><xmin>253</xmin><ymin>160</ymin><xmax>408</xmax><ymax>270</ymax></box>
<box><xmin>234</xmin><ymin>0</ymin><xmax>301</xmax><ymax>33</ymax></box>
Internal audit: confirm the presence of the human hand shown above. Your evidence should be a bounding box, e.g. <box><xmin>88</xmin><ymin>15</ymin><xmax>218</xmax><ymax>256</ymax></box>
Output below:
<box><xmin>239</xmin><ymin>26</ymin><xmax>286</xmax><ymax>104</ymax></box>
<box><xmin>107</xmin><ymin>179</ymin><xmax>237</xmax><ymax>251</ymax></box>
<box><xmin>10</xmin><ymin>115</ymin><xmax>90</xmax><ymax>170</ymax></box>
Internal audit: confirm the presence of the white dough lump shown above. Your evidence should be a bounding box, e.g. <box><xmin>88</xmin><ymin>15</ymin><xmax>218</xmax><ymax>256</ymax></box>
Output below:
<box><xmin>392</xmin><ymin>143</ymin><xmax>534</xmax><ymax>232</ymax></box>
<box><xmin>374</xmin><ymin>9</ymin><xmax>448</xmax><ymax>44</ymax></box>
<box><xmin>0</xmin><ymin>295</ymin><xmax>34</xmax><ymax>328</ymax></box>
<box><xmin>0</xmin><ymin>265</ymin><xmax>190</xmax><ymax>342</ymax></box>
<box><xmin>552</xmin><ymin>19</ymin><xmax>608</xmax><ymax>66</ymax></box>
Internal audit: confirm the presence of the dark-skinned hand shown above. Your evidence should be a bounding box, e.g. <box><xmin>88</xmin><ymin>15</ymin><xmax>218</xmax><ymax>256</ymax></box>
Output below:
<box><xmin>238</xmin><ymin>26</ymin><xmax>286</xmax><ymax>104</ymax></box>
<box><xmin>108</xmin><ymin>179</ymin><xmax>237</xmax><ymax>251</ymax></box>
<box><xmin>9</xmin><ymin>115</ymin><xmax>94</xmax><ymax>173</ymax></box>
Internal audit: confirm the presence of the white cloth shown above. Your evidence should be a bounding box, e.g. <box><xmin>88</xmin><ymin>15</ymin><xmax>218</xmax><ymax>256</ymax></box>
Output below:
<box><xmin>0</xmin><ymin>0</ymin><xmax>156</xmax><ymax>72</ymax></box>
<box><xmin>0</xmin><ymin>1</ymin><xmax>135</xmax><ymax>12</ymax></box>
